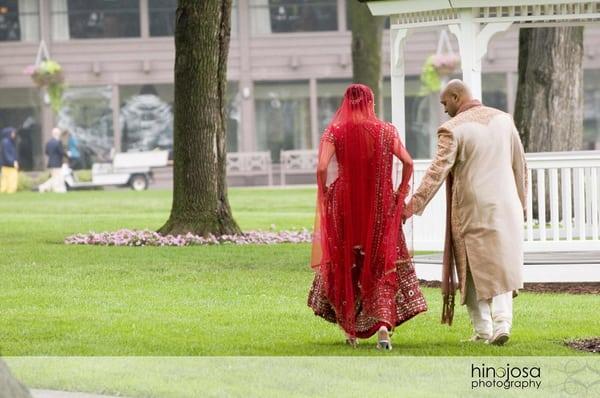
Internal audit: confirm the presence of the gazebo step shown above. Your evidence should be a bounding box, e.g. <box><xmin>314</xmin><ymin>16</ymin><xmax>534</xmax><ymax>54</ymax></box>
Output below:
<box><xmin>413</xmin><ymin>251</ymin><xmax>600</xmax><ymax>283</ymax></box>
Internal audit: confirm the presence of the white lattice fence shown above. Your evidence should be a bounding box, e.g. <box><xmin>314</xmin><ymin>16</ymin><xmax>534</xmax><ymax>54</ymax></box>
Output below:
<box><xmin>405</xmin><ymin>151</ymin><xmax>600</xmax><ymax>252</ymax></box>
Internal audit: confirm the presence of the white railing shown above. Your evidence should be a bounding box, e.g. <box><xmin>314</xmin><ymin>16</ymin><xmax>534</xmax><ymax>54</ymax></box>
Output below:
<box><xmin>407</xmin><ymin>151</ymin><xmax>600</xmax><ymax>252</ymax></box>
<box><xmin>227</xmin><ymin>151</ymin><xmax>273</xmax><ymax>186</ymax></box>
<box><xmin>280</xmin><ymin>149</ymin><xmax>318</xmax><ymax>186</ymax></box>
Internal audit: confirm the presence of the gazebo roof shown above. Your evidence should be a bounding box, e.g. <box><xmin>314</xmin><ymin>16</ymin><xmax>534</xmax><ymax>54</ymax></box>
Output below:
<box><xmin>362</xmin><ymin>0</ymin><xmax>598</xmax><ymax>13</ymax></box>
<box><xmin>360</xmin><ymin>0</ymin><xmax>600</xmax><ymax>143</ymax></box>
<box><xmin>362</xmin><ymin>0</ymin><xmax>600</xmax><ymax>28</ymax></box>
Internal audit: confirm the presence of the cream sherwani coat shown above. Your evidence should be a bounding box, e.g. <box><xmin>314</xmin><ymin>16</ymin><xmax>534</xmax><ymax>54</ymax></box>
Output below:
<box><xmin>409</xmin><ymin>105</ymin><xmax>527</xmax><ymax>304</ymax></box>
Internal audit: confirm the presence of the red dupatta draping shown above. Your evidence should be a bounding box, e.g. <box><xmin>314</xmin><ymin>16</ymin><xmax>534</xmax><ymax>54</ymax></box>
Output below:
<box><xmin>309</xmin><ymin>84</ymin><xmax>417</xmax><ymax>338</ymax></box>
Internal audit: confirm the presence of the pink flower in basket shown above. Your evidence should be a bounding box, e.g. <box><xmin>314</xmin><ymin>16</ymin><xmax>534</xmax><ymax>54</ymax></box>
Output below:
<box><xmin>431</xmin><ymin>53</ymin><xmax>460</xmax><ymax>76</ymax></box>
<box><xmin>23</xmin><ymin>64</ymin><xmax>36</xmax><ymax>76</ymax></box>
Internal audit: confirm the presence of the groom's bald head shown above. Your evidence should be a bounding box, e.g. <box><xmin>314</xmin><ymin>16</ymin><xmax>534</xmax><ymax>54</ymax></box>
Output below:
<box><xmin>440</xmin><ymin>79</ymin><xmax>473</xmax><ymax>117</ymax></box>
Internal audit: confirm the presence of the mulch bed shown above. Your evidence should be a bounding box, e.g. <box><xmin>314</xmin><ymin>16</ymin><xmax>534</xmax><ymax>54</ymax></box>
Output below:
<box><xmin>418</xmin><ymin>280</ymin><xmax>600</xmax><ymax>294</ymax></box>
<box><xmin>565</xmin><ymin>338</ymin><xmax>600</xmax><ymax>354</ymax></box>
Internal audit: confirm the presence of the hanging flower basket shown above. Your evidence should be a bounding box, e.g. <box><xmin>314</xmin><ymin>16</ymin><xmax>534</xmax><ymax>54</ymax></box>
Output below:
<box><xmin>26</xmin><ymin>60</ymin><xmax>64</xmax><ymax>86</ymax></box>
<box><xmin>430</xmin><ymin>53</ymin><xmax>460</xmax><ymax>77</ymax></box>
<box><xmin>420</xmin><ymin>56</ymin><xmax>442</xmax><ymax>94</ymax></box>
<box><xmin>419</xmin><ymin>30</ymin><xmax>460</xmax><ymax>95</ymax></box>
<box><xmin>23</xmin><ymin>41</ymin><xmax>66</xmax><ymax>114</ymax></box>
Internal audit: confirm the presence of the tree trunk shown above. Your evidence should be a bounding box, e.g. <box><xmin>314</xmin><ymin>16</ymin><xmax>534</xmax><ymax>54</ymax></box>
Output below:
<box><xmin>514</xmin><ymin>27</ymin><xmax>584</xmax><ymax>152</ymax></box>
<box><xmin>514</xmin><ymin>27</ymin><xmax>584</xmax><ymax>221</ymax></box>
<box><xmin>0</xmin><ymin>360</ymin><xmax>32</xmax><ymax>398</ymax></box>
<box><xmin>159</xmin><ymin>0</ymin><xmax>240</xmax><ymax>236</ymax></box>
<box><xmin>349</xmin><ymin>1</ymin><xmax>386</xmax><ymax>114</ymax></box>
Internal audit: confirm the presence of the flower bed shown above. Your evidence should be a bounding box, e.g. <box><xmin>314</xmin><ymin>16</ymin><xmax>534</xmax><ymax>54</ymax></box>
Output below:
<box><xmin>65</xmin><ymin>228</ymin><xmax>313</xmax><ymax>247</ymax></box>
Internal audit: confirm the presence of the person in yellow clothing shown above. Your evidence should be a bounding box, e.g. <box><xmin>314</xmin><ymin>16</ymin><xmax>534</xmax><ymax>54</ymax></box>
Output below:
<box><xmin>0</xmin><ymin>127</ymin><xmax>19</xmax><ymax>194</ymax></box>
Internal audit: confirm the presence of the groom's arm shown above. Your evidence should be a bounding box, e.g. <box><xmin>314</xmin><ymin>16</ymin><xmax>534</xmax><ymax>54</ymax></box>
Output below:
<box><xmin>406</xmin><ymin>129</ymin><xmax>457</xmax><ymax>216</ymax></box>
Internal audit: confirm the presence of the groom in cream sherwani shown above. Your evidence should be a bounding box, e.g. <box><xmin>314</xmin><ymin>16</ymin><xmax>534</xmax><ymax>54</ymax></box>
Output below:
<box><xmin>404</xmin><ymin>80</ymin><xmax>528</xmax><ymax>345</ymax></box>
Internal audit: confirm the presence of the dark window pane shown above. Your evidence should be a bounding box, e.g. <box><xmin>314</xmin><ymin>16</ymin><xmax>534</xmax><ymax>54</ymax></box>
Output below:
<box><xmin>226</xmin><ymin>83</ymin><xmax>241</xmax><ymax>152</ymax></box>
<box><xmin>0</xmin><ymin>0</ymin><xmax>20</xmax><ymax>40</ymax></box>
<box><xmin>584</xmin><ymin>69</ymin><xmax>600</xmax><ymax>150</ymax></box>
<box><xmin>149</xmin><ymin>0</ymin><xmax>176</xmax><ymax>37</ymax></box>
<box><xmin>482</xmin><ymin>73</ymin><xmax>508</xmax><ymax>112</ymax></box>
<box><xmin>149</xmin><ymin>0</ymin><xmax>238</xmax><ymax>37</ymax></box>
<box><xmin>255</xmin><ymin>81</ymin><xmax>311</xmax><ymax>162</ymax></box>
<box><xmin>0</xmin><ymin>88</ymin><xmax>42</xmax><ymax>170</ymax></box>
<box><xmin>54</xmin><ymin>0</ymin><xmax>140</xmax><ymax>39</ymax></box>
<box><xmin>0</xmin><ymin>0</ymin><xmax>39</xmax><ymax>41</ymax></box>
<box><xmin>250</xmin><ymin>0</ymin><xmax>337</xmax><ymax>34</ymax></box>
<box><xmin>383</xmin><ymin>77</ymin><xmax>437</xmax><ymax>159</ymax></box>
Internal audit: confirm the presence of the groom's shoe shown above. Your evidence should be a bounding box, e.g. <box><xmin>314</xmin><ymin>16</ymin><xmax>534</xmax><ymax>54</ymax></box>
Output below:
<box><xmin>488</xmin><ymin>330</ymin><xmax>510</xmax><ymax>346</ymax></box>
<box><xmin>462</xmin><ymin>334</ymin><xmax>491</xmax><ymax>343</ymax></box>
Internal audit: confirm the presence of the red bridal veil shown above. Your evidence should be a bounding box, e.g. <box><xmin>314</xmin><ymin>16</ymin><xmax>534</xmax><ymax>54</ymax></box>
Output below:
<box><xmin>309</xmin><ymin>84</ymin><xmax>422</xmax><ymax>338</ymax></box>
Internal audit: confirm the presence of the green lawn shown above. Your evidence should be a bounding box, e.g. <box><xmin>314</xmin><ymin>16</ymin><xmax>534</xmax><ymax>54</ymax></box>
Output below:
<box><xmin>0</xmin><ymin>189</ymin><xmax>597</xmax><ymax>357</ymax></box>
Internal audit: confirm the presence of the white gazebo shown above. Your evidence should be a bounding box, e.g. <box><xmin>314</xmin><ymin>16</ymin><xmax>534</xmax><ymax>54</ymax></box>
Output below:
<box><xmin>365</xmin><ymin>0</ymin><xmax>600</xmax><ymax>143</ymax></box>
<box><xmin>365</xmin><ymin>0</ymin><xmax>600</xmax><ymax>281</ymax></box>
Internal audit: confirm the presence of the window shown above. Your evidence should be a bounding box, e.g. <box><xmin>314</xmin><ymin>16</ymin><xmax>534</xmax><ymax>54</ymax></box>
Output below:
<box><xmin>482</xmin><ymin>73</ymin><xmax>508</xmax><ymax>112</ymax></box>
<box><xmin>149</xmin><ymin>0</ymin><xmax>175</xmax><ymax>37</ymax></box>
<box><xmin>149</xmin><ymin>0</ymin><xmax>239</xmax><ymax>37</ymax></box>
<box><xmin>0</xmin><ymin>0</ymin><xmax>39</xmax><ymax>42</ymax></box>
<box><xmin>317</xmin><ymin>80</ymin><xmax>348</xmax><ymax>133</ymax></box>
<box><xmin>255</xmin><ymin>81</ymin><xmax>311</xmax><ymax>162</ymax></box>
<box><xmin>57</xmin><ymin>86</ymin><xmax>113</xmax><ymax>168</ymax></box>
<box><xmin>226</xmin><ymin>82</ymin><xmax>242</xmax><ymax>152</ymax></box>
<box><xmin>119</xmin><ymin>83</ymin><xmax>241</xmax><ymax>154</ymax></box>
<box><xmin>383</xmin><ymin>77</ymin><xmax>437</xmax><ymax>159</ymax></box>
<box><xmin>250</xmin><ymin>0</ymin><xmax>337</xmax><ymax>35</ymax></box>
<box><xmin>0</xmin><ymin>88</ymin><xmax>42</xmax><ymax>170</ymax></box>
<box><xmin>584</xmin><ymin>69</ymin><xmax>600</xmax><ymax>150</ymax></box>
<box><xmin>120</xmin><ymin>84</ymin><xmax>173</xmax><ymax>153</ymax></box>
<box><xmin>51</xmin><ymin>0</ymin><xmax>140</xmax><ymax>40</ymax></box>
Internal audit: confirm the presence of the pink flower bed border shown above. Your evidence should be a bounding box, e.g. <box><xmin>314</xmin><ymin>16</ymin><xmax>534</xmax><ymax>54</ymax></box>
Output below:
<box><xmin>64</xmin><ymin>228</ymin><xmax>312</xmax><ymax>247</ymax></box>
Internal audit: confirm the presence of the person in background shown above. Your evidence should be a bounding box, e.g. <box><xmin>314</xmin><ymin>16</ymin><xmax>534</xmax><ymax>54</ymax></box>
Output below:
<box><xmin>66</xmin><ymin>130</ymin><xmax>82</xmax><ymax>170</ymax></box>
<box><xmin>38</xmin><ymin>128</ymin><xmax>67</xmax><ymax>193</ymax></box>
<box><xmin>0</xmin><ymin>126</ymin><xmax>19</xmax><ymax>194</ymax></box>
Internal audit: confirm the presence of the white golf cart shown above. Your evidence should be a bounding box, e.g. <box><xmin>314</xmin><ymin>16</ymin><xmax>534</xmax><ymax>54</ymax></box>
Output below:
<box><xmin>65</xmin><ymin>150</ymin><xmax>169</xmax><ymax>191</ymax></box>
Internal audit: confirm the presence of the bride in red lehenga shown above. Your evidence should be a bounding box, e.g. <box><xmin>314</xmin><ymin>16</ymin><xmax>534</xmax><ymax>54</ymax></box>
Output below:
<box><xmin>308</xmin><ymin>84</ymin><xmax>427</xmax><ymax>350</ymax></box>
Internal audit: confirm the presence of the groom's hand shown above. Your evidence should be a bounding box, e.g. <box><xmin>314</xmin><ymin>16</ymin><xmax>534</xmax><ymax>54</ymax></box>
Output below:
<box><xmin>402</xmin><ymin>206</ymin><xmax>412</xmax><ymax>224</ymax></box>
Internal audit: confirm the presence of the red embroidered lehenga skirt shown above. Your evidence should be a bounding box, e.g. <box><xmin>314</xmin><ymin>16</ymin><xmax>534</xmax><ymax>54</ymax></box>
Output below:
<box><xmin>308</xmin><ymin>179</ymin><xmax>428</xmax><ymax>338</ymax></box>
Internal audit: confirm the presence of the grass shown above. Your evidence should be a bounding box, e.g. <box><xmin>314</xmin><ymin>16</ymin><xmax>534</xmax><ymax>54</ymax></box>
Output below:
<box><xmin>0</xmin><ymin>188</ymin><xmax>597</xmax><ymax>358</ymax></box>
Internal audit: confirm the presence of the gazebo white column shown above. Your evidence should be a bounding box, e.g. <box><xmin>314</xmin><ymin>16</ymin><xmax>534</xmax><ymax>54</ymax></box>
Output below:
<box><xmin>390</xmin><ymin>27</ymin><xmax>409</xmax><ymax>143</ymax></box>
<box><xmin>449</xmin><ymin>10</ymin><xmax>513</xmax><ymax>100</ymax></box>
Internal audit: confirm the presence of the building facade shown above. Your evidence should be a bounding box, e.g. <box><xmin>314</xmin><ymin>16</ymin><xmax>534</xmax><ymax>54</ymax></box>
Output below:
<box><xmin>1</xmin><ymin>0</ymin><xmax>599</xmax><ymax>171</ymax></box>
